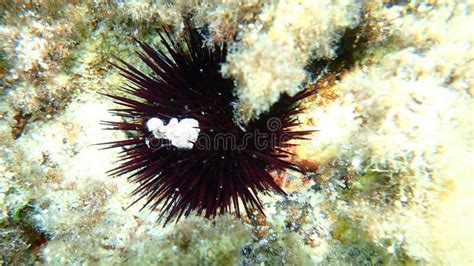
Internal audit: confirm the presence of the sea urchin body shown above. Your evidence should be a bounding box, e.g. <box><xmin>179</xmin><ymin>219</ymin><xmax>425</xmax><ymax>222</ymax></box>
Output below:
<box><xmin>101</xmin><ymin>23</ymin><xmax>316</xmax><ymax>224</ymax></box>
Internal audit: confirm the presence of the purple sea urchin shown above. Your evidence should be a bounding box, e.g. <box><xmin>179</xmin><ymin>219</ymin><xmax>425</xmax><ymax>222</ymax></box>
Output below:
<box><xmin>101</xmin><ymin>23</ymin><xmax>316</xmax><ymax>224</ymax></box>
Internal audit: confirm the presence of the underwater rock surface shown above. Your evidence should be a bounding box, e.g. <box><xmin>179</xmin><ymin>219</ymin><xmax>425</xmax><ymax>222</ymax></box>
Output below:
<box><xmin>0</xmin><ymin>1</ymin><xmax>473</xmax><ymax>265</ymax></box>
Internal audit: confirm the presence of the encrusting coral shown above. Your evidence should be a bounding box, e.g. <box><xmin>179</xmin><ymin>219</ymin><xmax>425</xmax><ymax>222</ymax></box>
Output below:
<box><xmin>222</xmin><ymin>0</ymin><xmax>362</xmax><ymax>124</ymax></box>
<box><xmin>297</xmin><ymin>1</ymin><xmax>474</xmax><ymax>264</ymax></box>
<box><xmin>0</xmin><ymin>0</ymin><xmax>473</xmax><ymax>265</ymax></box>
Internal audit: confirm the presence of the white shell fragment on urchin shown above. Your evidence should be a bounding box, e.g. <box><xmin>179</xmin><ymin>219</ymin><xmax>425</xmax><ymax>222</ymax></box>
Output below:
<box><xmin>146</xmin><ymin>117</ymin><xmax>200</xmax><ymax>149</ymax></box>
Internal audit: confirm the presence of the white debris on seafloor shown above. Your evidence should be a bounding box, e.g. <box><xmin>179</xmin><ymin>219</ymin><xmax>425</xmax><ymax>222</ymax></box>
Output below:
<box><xmin>146</xmin><ymin>117</ymin><xmax>200</xmax><ymax>149</ymax></box>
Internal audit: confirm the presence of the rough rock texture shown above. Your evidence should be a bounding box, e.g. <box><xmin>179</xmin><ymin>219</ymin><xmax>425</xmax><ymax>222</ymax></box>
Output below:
<box><xmin>222</xmin><ymin>0</ymin><xmax>362</xmax><ymax>124</ymax></box>
<box><xmin>297</xmin><ymin>1</ymin><xmax>474</xmax><ymax>264</ymax></box>
<box><xmin>0</xmin><ymin>1</ymin><xmax>472</xmax><ymax>265</ymax></box>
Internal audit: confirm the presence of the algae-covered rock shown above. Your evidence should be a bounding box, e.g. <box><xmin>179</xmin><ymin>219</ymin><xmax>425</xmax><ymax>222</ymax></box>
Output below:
<box><xmin>0</xmin><ymin>1</ymin><xmax>473</xmax><ymax>265</ymax></box>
